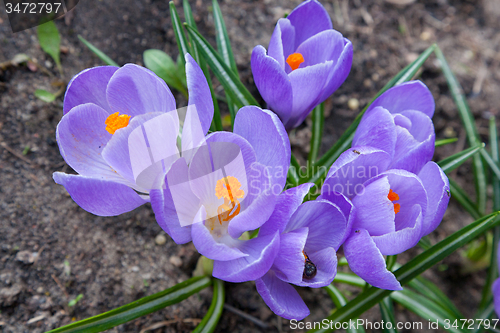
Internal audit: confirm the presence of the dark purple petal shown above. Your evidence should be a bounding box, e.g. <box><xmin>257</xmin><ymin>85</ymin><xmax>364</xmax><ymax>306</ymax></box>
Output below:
<box><xmin>343</xmin><ymin>229</ymin><xmax>402</xmax><ymax>290</ymax></box>
<box><xmin>295</xmin><ymin>247</ymin><xmax>337</xmax><ymax>288</ymax></box>
<box><xmin>287</xmin><ymin>61</ymin><xmax>333</xmax><ymax>129</ymax></box>
<box><xmin>295</xmin><ymin>29</ymin><xmax>344</xmax><ymax>69</ymax></box>
<box><xmin>213</xmin><ymin>231</ymin><xmax>280</xmax><ymax>282</ymax></box>
<box><xmin>150</xmin><ymin>158</ymin><xmax>197</xmax><ymax>244</ymax></box>
<box><xmin>234</xmin><ymin>106</ymin><xmax>291</xmax><ymax>189</ymax></box>
<box><xmin>319</xmin><ymin>38</ymin><xmax>353</xmax><ymax>102</ymax></box>
<box><xmin>53</xmin><ymin>172</ymin><xmax>147</xmax><ymax>216</ymax></box>
<box><xmin>267</xmin><ymin>18</ymin><xmax>295</xmax><ymax>70</ymax></box>
<box><xmin>191</xmin><ymin>220</ymin><xmax>247</xmax><ymax>261</ymax></box>
<box><xmin>285</xmin><ymin>200</ymin><xmax>347</xmax><ymax>252</ymax></box>
<box><xmin>351</xmin><ymin>176</ymin><xmax>395</xmax><ymax>236</ymax></box>
<box><xmin>63</xmin><ymin>66</ymin><xmax>117</xmax><ymax>115</ymax></box>
<box><xmin>493</xmin><ymin>278</ymin><xmax>500</xmax><ymax>318</ymax></box>
<box><xmin>272</xmin><ymin>227</ymin><xmax>308</xmax><ymax>284</ymax></box>
<box><xmin>256</xmin><ymin>271</ymin><xmax>310</xmax><ymax>320</ymax></box>
<box><xmin>260</xmin><ymin>183</ymin><xmax>314</xmax><ymax>236</ymax></box>
<box><xmin>287</xmin><ymin>0</ymin><xmax>333</xmax><ymax>49</ymax></box>
<box><xmin>417</xmin><ymin>162</ymin><xmax>450</xmax><ymax>236</ymax></box>
<box><xmin>372</xmin><ymin>205</ymin><xmax>423</xmax><ymax>255</ymax></box>
<box><xmin>353</xmin><ymin>106</ymin><xmax>396</xmax><ymax>158</ymax></box>
<box><xmin>317</xmin><ymin>191</ymin><xmax>355</xmax><ymax>247</ymax></box>
<box><xmin>322</xmin><ymin>146</ymin><xmax>391</xmax><ymax>200</ymax></box>
<box><xmin>106</xmin><ymin>64</ymin><xmax>176</xmax><ymax>117</ymax></box>
<box><xmin>366</xmin><ymin>80</ymin><xmax>435</xmax><ymax>118</ymax></box>
<box><xmin>251</xmin><ymin>45</ymin><xmax>293</xmax><ymax>125</ymax></box>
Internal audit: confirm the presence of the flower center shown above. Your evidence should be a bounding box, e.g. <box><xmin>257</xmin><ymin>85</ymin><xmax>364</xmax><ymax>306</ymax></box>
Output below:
<box><xmin>207</xmin><ymin>176</ymin><xmax>245</xmax><ymax>232</ymax></box>
<box><xmin>388</xmin><ymin>189</ymin><xmax>400</xmax><ymax>214</ymax></box>
<box><xmin>286</xmin><ymin>53</ymin><xmax>305</xmax><ymax>71</ymax></box>
<box><xmin>105</xmin><ymin>112</ymin><xmax>131</xmax><ymax>134</ymax></box>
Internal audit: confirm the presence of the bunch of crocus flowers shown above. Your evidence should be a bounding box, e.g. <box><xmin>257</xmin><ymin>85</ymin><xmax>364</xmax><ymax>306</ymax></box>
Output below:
<box><xmin>54</xmin><ymin>0</ymin><xmax>449</xmax><ymax>321</ymax></box>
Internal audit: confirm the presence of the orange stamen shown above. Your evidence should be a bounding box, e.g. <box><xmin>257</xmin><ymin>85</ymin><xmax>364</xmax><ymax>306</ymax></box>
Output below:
<box><xmin>215</xmin><ymin>176</ymin><xmax>244</xmax><ymax>225</ymax></box>
<box><xmin>286</xmin><ymin>53</ymin><xmax>305</xmax><ymax>71</ymax></box>
<box><xmin>105</xmin><ymin>112</ymin><xmax>131</xmax><ymax>134</ymax></box>
<box><xmin>388</xmin><ymin>189</ymin><xmax>400</xmax><ymax>214</ymax></box>
<box><xmin>393</xmin><ymin>203</ymin><xmax>401</xmax><ymax>214</ymax></box>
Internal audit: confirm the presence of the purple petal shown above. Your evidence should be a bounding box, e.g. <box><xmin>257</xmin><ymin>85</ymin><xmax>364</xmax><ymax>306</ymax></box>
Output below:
<box><xmin>273</xmin><ymin>227</ymin><xmax>308</xmax><ymax>284</ymax></box>
<box><xmin>260</xmin><ymin>183</ymin><xmax>314</xmax><ymax>236</ymax></box>
<box><xmin>366</xmin><ymin>80</ymin><xmax>435</xmax><ymax>118</ymax></box>
<box><xmin>150</xmin><ymin>158</ymin><xmax>197</xmax><ymax>244</ymax></box>
<box><xmin>106</xmin><ymin>64</ymin><xmax>176</xmax><ymax>117</ymax></box>
<box><xmin>191</xmin><ymin>219</ymin><xmax>247</xmax><ymax>261</ymax></box>
<box><xmin>53</xmin><ymin>172</ymin><xmax>147</xmax><ymax>216</ymax></box>
<box><xmin>493</xmin><ymin>278</ymin><xmax>500</xmax><ymax>318</ymax></box>
<box><xmin>267</xmin><ymin>18</ymin><xmax>295</xmax><ymax>70</ymax></box>
<box><xmin>322</xmin><ymin>146</ymin><xmax>391</xmax><ymax>200</ymax></box>
<box><xmin>285</xmin><ymin>200</ymin><xmax>347</xmax><ymax>252</ymax></box>
<box><xmin>287</xmin><ymin>0</ymin><xmax>333</xmax><ymax>49</ymax></box>
<box><xmin>287</xmin><ymin>61</ymin><xmax>333</xmax><ymax>129</ymax></box>
<box><xmin>256</xmin><ymin>271</ymin><xmax>310</xmax><ymax>320</ymax></box>
<box><xmin>185</xmin><ymin>53</ymin><xmax>214</xmax><ymax>135</ymax></box>
<box><xmin>234</xmin><ymin>106</ymin><xmax>291</xmax><ymax>189</ymax></box>
<box><xmin>352</xmin><ymin>106</ymin><xmax>396</xmax><ymax>158</ymax></box>
<box><xmin>295</xmin><ymin>247</ymin><xmax>337</xmax><ymax>288</ymax></box>
<box><xmin>372</xmin><ymin>205</ymin><xmax>423</xmax><ymax>255</ymax></box>
<box><xmin>343</xmin><ymin>229</ymin><xmax>402</xmax><ymax>290</ymax></box>
<box><xmin>251</xmin><ymin>45</ymin><xmax>293</xmax><ymax>125</ymax></box>
<box><xmin>295</xmin><ymin>29</ymin><xmax>344</xmax><ymax>69</ymax></box>
<box><xmin>319</xmin><ymin>38</ymin><xmax>353</xmax><ymax>102</ymax></box>
<box><xmin>418</xmin><ymin>162</ymin><xmax>450</xmax><ymax>236</ymax></box>
<box><xmin>351</xmin><ymin>176</ymin><xmax>395</xmax><ymax>236</ymax></box>
<box><xmin>213</xmin><ymin>231</ymin><xmax>280</xmax><ymax>282</ymax></box>
<box><xmin>317</xmin><ymin>191</ymin><xmax>355</xmax><ymax>247</ymax></box>
<box><xmin>63</xmin><ymin>66</ymin><xmax>117</xmax><ymax>115</ymax></box>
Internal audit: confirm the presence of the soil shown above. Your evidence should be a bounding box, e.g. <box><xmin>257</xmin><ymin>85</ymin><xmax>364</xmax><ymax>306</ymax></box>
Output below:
<box><xmin>1</xmin><ymin>0</ymin><xmax>500</xmax><ymax>332</ymax></box>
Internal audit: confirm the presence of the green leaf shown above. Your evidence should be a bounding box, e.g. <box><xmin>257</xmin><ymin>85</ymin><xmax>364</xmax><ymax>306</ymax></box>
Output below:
<box><xmin>379</xmin><ymin>298</ymin><xmax>398</xmax><ymax>333</ymax></box>
<box><xmin>192</xmin><ymin>279</ymin><xmax>225</xmax><ymax>333</ymax></box>
<box><xmin>480</xmin><ymin>149</ymin><xmax>500</xmax><ymax>180</ymax></box>
<box><xmin>37</xmin><ymin>21</ymin><xmax>61</xmax><ymax>72</ymax></box>
<box><xmin>323</xmin><ymin>285</ymin><xmax>365</xmax><ymax>333</ymax></box>
<box><xmin>333</xmin><ymin>272</ymin><xmax>365</xmax><ymax>288</ymax></box>
<box><xmin>35</xmin><ymin>89</ymin><xmax>56</xmax><ymax>103</ymax></box>
<box><xmin>286</xmin><ymin>154</ymin><xmax>301</xmax><ymax>188</ymax></box>
<box><xmin>390</xmin><ymin>289</ymin><xmax>465</xmax><ymax>333</ymax></box>
<box><xmin>182</xmin><ymin>0</ymin><xmax>223</xmax><ymax>132</ymax></box>
<box><xmin>143</xmin><ymin>49</ymin><xmax>187</xmax><ymax>97</ymax></box>
<box><xmin>307</xmin><ymin>212</ymin><xmax>500</xmax><ymax>333</ymax></box>
<box><xmin>448</xmin><ymin>178</ymin><xmax>481</xmax><ymax>220</ymax></box>
<box><xmin>184</xmin><ymin>24</ymin><xmax>259</xmax><ymax>109</ymax></box>
<box><xmin>436</xmin><ymin>138</ymin><xmax>458</xmax><ymax>147</ymax></box>
<box><xmin>308</xmin><ymin>103</ymin><xmax>325</xmax><ymax>164</ymax></box>
<box><xmin>78</xmin><ymin>35</ymin><xmax>118</xmax><ymax>67</ymax></box>
<box><xmin>437</xmin><ymin>144</ymin><xmax>484</xmax><ymax>174</ymax></box>
<box><xmin>47</xmin><ymin>276</ymin><xmax>211</xmax><ymax>333</ymax></box>
<box><xmin>169</xmin><ymin>1</ymin><xmax>191</xmax><ymax>66</ymax></box>
<box><xmin>303</xmin><ymin>44</ymin><xmax>437</xmax><ymax>187</ymax></box>
<box><xmin>435</xmin><ymin>46</ymin><xmax>487</xmax><ymax>215</ymax></box>
<box><xmin>68</xmin><ymin>294</ymin><xmax>83</xmax><ymax>307</ymax></box>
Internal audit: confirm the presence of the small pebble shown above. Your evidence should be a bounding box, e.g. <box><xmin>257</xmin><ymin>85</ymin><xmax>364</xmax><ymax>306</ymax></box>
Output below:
<box><xmin>348</xmin><ymin>98</ymin><xmax>360</xmax><ymax>110</ymax></box>
<box><xmin>131</xmin><ymin>266</ymin><xmax>139</xmax><ymax>272</ymax></box>
<box><xmin>155</xmin><ymin>234</ymin><xmax>167</xmax><ymax>245</ymax></box>
<box><xmin>169</xmin><ymin>256</ymin><xmax>182</xmax><ymax>267</ymax></box>
<box><xmin>44</xmin><ymin>60</ymin><xmax>52</xmax><ymax>68</ymax></box>
<box><xmin>15</xmin><ymin>251</ymin><xmax>36</xmax><ymax>264</ymax></box>
<box><xmin>420</xmin><ymin>30</ymin><xmax>432</xmax><ymax>41</ymax></box>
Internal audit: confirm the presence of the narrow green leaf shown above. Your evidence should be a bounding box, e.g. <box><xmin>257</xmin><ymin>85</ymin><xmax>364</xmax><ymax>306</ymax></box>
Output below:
<box><xmin>437</xmin><ymin>144</ymin><xmax>484</xmax><ymax>174</ymax></box>
<box><xmin>169</xmin><ymin>1</ymin><xmax>191</xmax><ymax>65</ymax></box>
<box><xmin>435</xmin><ymin>46</ymin><xmax>487</xmax><ymax>215</ymax></box>
<box><xmin>436</xmin><ymin>138</ymin><xmax>458</xmax><ymax>147</ymax></box>
<box><xmin>324</xmin><ymin>284</ymin><xmax>347</xmax><ymax>309</ymax></box>
<box><xmin>184</xmin><ymin>24</ymin><xmax>259</xmax><ymax>108</ymax></box>
<box><xmin>379</xmin><ymin>298</ymin><xmax>398</xmax><ymax>333</ymax></box>
<box><xmin>303</xmin><ymin>44</ymin><xmax>437</xmax><ymax>187</ymax></box>
<box><xmin>308</xmin><ymin>103</ymin><xmax>325</xmax><ymax>164</ymax></box>
<box><xmin>473</xmin><ymin>301</ymin><xmax>495</xmax><ymax>333</ymax></box>
<box><xmin>390</xmin><ymin>289</ymin><xmax>465</xmax><ymax>333</ymax></box>
<box><xmin>307</xmin><ymin>212</ymin><xmax>500</xmax><ymax>333</ymax></box>
<box><xmin>192</xmin><ymin>279</ymin><xmax>225</xmax><ymax>333</ymax></box>
<box><xmin>418</xmin><ymin>236</ymin><xmax>432</xmax><ymax>250</ymax></box>
<box><xmin>480</xmin><ymin>149</ymin><xmax>500</xmax><ymax>180</ymax></box>
<box><xmin>182</xmin><ymin>0</ymin><xmax>223</xmax><ymax>132</ymax></box>
<box><xmin>47</xmin><ymin>276</ymin><xmax>211</xmax><ymax>333</ymax></box>
<box><xmin>287</xmin><ymin>154</ymin><xmax>301</xmax><ymax>188</ymax></box>
<box><xmin>78</xmin><ymin>35</ymin><xmax>118</xmax><ymax>67</ymax></box>
<box><xmin>35</xmin><ymin>89</ymin><xmax>56</xmax><ymax>103</ymax></box>
<box><xmin>38</xmin><ymin>21</ymin><xmax>61</xmax><ymax>72</ymax></box>
<box><xmin>333</xmin><ymin>272</ymin><xmax>365</xmax><ymax>288</ymax></box>
<box><xmin>143</xmin><ymin>49</ymin><xmax>187</xmax><ymax>96</ymax></box>
<box><xmin>212</xmin><ymin>0</ymin><xmax>237</xmax><ymax>74</ymax></box>
<box><xmin>449</xmin><ymin>178</ymin><xmax>481</xmax><ymax>220</ymax></box>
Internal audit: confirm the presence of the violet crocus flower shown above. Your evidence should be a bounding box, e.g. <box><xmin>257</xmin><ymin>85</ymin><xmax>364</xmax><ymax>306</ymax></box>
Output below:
<box><xmin>53</xmin><ymin>54</ymin><xmax>214</xmax><ymax>216</ymax></box>
<box><xmin>150</xmin><ymin>105</ymin><xmax>291</xmax><ymax>283</ymax></box>
<box><xmin>321</xmin><ymin>146</ymin><xmax>450</xmax><ymax>290</ymax></box>
<box><xmin>353</xmin><ymin>81</ymin><xmax>436</xmax><ymax>174</ymax></box>
<box><xmin>493</xmin><ymin>244</ymin><xmax>500</xmax><ymax>317</ymax></box>
<box><xmin>254</xmin><ymin>183</ymin><xmax>352</xmax><ymax>319</ymax></box>
<box><xmin>251</xmin><ymin>0</ymin><xmax>353</xmax><ymax>130</ymax></box>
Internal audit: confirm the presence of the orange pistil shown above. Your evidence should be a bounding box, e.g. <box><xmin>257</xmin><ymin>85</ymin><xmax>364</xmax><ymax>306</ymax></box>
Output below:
<box><xmin>215</xmin><ymin>176</ymin><xmax>245</xmax><ymax>228</ymax></box>
<box><xmin>388</xmin><ymin>189</ymin><xmax>401</xmax><ymax>214</ymax></box>
<box><xmin>105</xmin><ymin>112</ymin><xmax>131</xmax><ymax>134</ymax></box>
<box><xmin>286</xmin><ymin>53</ymin><xmax>305</xmax><ymax>71</ymax></box>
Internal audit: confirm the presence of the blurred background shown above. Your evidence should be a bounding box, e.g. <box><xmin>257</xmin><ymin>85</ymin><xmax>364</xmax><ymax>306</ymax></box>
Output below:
<box><xmin>1</xmin><ymin>0</ymin><xmax>500</xmax><ymax>331</ymax></box>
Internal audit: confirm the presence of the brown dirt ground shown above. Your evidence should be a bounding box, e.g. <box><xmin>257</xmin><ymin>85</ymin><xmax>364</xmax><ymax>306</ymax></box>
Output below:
<box><xmin>1</xmin><ymin>0</ymin><xmax>500</xmax><ymax>332</ymax></box>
